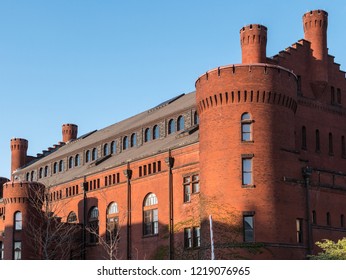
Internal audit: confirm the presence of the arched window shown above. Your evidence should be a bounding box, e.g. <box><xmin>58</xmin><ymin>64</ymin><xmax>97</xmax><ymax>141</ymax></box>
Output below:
<box><xmin>69</xmin><ymin>156</ymin><xmax>74</xmax><ymax>169</ymax></box>
<box><xmin>44</xmin><ymin>166</ymin><xmax>49</xmax><ymax>177</ymax></box>
<box><xmin>168</xmin><ymin>119</ymin><xmax>175</xmax><ymax>135</ymax></box>
<box><xmin>26</xmin><ymin>173</ymin><xmax>30</xmax><ymax>181</ymax></box>
<box><xmin>59</xmin><ymin>160</ymin><xmax>64</xmax><ymax>172</ymax></box>
<box><xmin>329</xmin><ymin>132</ymin><xmax>333</xmax><ymax>155</ymax></box>
<box><xmin>103</xmin><ymin>143</ymin><xmax>109</xmax><ymax>156</ymax></box>
<box><xmin>302</xmin><ymin>126</ymin><xmax>307</xmax><ymax>150</ymax></box>
<box><xmin>85</xmin><ymin>150</ymin><xmax>91</xmax><ymax>163</ymax></box>
<box><xmin>130</xmin><ymin>133</ymin><xmax>137</xmax><ymax>147</ymax></box>
<box><xmin>75</xmin><ymin>154</ymin><xmax>80</xmax><ymax>167</ymax></box>
<box><xmin>88</xmin><ymin>207</ymin><xmax>99</xmax><ymax>244</ymax></box>
<box><xmin>123</xmin><ymin>136</ymin><xmax>128</xmax><ymax>150</ymax></box>
<box><xmin>177</xmin><ymin>115</ymin><xmax>185</xmax><ymax>131</ymax></box>
<box><xmin>145</xmin><ymin>128</ymin><xmax>151</xmax><ymax>142</ymax></box>
<box><xmin>106</xmin><ymin>202</ymin><xmax>119</xmax><ymax>242</ymax></box>
<box><xmin>153</xmin><ymin>125</ymin><xmax>159</xmax><ymax>140</ymax></box>
<box><xmin>315</xmin><ymin>129</ymin><xmax>320</xmax><ymax>152</ymax></box>
<box><xmin>67</xmin><ymin>212</ymin><xmax>77</xmax><ymax>223</ymax></box>
<box><xmin>111</xmin><ymin>141</ymin><xmax>116</xmax><ymax>154</ymax></box>
<box><xmin>14</xmin><ymin>211</ymin><xmax>22</xmax><ymax>231</ymax></box>
<box><xmin>143</xmin><ymin>193</ymin><xmax>158</xmax><ymax>236</ymax></box>
<box><xmin>194</xmin><ymin>111</ymin><xmax>199</xmax><ymax>125</ymax></box>
<box><xmin>30</xmin><ymin>171</ymin><xmax>35</xmax><ymax>181</ymax></box>
<box><xmin>92</xmin><ymin>148</ymin><xmax>98</xmax><ymax>161</ymax></box>
<box><xmin>241</xmin><ymin>113</ymin><xmax>252</xmax><ymax>142</ymax></box>
<box><xmin>53</xmin><ymin>162</ymin><xmax>58</xmax><ymax>174</ymax></box>
<box><xmin>39</xmin><ymin>167</ymin><xmax>43</xmax><ymax>179</ymax></box>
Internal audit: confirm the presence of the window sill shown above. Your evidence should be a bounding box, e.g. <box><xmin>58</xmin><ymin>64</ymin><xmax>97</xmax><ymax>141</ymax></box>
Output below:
<box><xmin>184</xmin><ymin>246</ymin><xmax>200</xmax><ymax>251</ymax></box>
<box><xmin>242</xmin><ymin>184</ymin><xmax>256</xmax><ymax>189</ymax></box>
<box><xmin>241</xmin><ymin>140</ymin><xmax>254</xmax><ymax>144</ymax></box>
<box><xmin>142</xmin><ymin>234</ymin><xmax>159</xmax><ymax>239</ymax></box>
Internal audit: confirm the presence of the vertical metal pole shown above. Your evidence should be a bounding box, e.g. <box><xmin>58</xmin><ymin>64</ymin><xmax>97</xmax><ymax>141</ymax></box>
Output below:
<box><xmin>124</xmin><ymin>163</ymin><xmax>132</xmax><ymax>260</ymax></box>
<box><xmin>82</xmin><ymin>176</ymin><xmax>87</xmax><ymax>260</ymax></box>
<box><xmin>303</xmin><ymin>166</ymin><xmax>313</xmax><ymax>256</ymax></box>
<box><xmin>165</xmin><ymin>153</ymin><xmax>174</xmax><ymax>260</ymax></box>
<box><xmin>209</xmin><ymin>214</ymin><xmax>215</xmax><ymax>260</ymax></box>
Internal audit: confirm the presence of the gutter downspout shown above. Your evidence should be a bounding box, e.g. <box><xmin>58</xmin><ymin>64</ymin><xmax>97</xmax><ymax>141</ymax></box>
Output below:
<box><xmin>82</xmin><ymin>176</ymin><xmax>87</xmax><ymax>260</ymax></box>
<box><xmin>124</xmin><ymin>163</ymin><xmax>132</xmax><ymax>260</ymax></box>
<box><xmin>302</xmin><ymin>166</ymin><xmax>313</xmax><ymax>256</ymax></box>
<box><xmin>165</xmin><ymin>152</ymin><xmax>174</xmax><ymax>260</ymax></box>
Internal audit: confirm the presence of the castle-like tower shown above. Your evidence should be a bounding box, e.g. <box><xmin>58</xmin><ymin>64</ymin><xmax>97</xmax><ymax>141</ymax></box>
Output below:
<box><xmin>10</xmin><ymin>138</ymin><xmax>28</xmax><ymax>178</ymax></box>
<box><xmin>196</xmin><ymin>24</ymin><xmax>300</xmax><ymax>257</ymax></box>
<box><xmin>2</xmin><ymin>181</ymin><xmax>45</xmax><ymax>260</ymax></box>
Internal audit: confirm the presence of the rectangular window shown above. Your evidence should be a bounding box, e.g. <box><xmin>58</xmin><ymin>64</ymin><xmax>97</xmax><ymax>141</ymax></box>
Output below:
<box><xmin>296</xmin><ymin>218</ymin><xmax>303</xmax><ymax>243</ymax></box>
<box><xmin>13</xmin><ymin>241</ymin><xmax>21</xmax><ymax>260</ymax></box>
<box><xmin>183</xmin><ymin>176</ymin><xmax>191</xmax><ymax>202</ymax></box>
<box><xmin>106</xmin><ymin>217</ymin><xmax>119</xmax><ymax>242</ymax></box>
<box><xmin>143</xmin><ymin>209</ymin><xmax>158</xmax><ymax>236</ymax></box>
<box><xmin>192</xmin><ymin>175</ymin><xmax>200</xmax><ymax>193</ymax></box>
<box><xmin>193</xmin><ymin>227</ymin><xmax>201</xmax><ymax>248</ymax></box>
<box><xmin>184</xmin><ymin>227</ymin><xmax>201</xmax><ymax>249</ymax></box>
<box><xmin>243</xmin><ymin>215</ymin><xmax>254</xmax><ymax>242</ymax></box>
<box><xmin>337</xmin><ymin>88</ymin><xmax>341</xmax><ymax>104</ymax></box>
<box><xmin>184</xmin><ymin>228</ymin><xmax>192</xmax><ymax>249</ymax></box>
<box><xmin>242</xmin><ymin>158</ymin><xmax>253</xmax><ymax>185</ymax></box>
<box><xmin>241</xmin><ymin>123</ymin><xmax>251</xmax><ymax>141</ymax></box>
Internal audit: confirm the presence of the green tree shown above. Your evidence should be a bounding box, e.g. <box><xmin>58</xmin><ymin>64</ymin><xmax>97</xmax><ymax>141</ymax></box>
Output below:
<box><xmin>309</xmin><ymin>238</ymin><xmax>346</xmax><ymax>260</ymax></box>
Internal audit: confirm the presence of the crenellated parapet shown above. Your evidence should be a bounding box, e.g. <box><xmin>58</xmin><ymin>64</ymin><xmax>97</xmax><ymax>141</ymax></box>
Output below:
<box><xmin>2</xmin><ymin>181</ymin><xmax>45</xmax><ymax>206</ymax></box>
<box><xmin>195</xmin><ymin>64</ymin><xmax>298</xmax><ymax>115</ymax></box>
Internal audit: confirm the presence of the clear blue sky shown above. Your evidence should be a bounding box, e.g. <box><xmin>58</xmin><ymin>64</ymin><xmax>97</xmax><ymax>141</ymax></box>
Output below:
<box><xmin>0</xmin><ymin>0</ymin><xmax>345</xmax><ymax>178</ymax></box>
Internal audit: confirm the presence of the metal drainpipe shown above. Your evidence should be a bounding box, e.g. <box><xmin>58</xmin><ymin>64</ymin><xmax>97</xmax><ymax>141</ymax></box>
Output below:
<box><xmin>302</xmin><ymin>166</ymin><xmax>313</xmax><ymax>256</ymax></box>
<box><xmin>82</xmin><ymin>176</ymin><xmax>87</xmax><ymax>260</ymax></box>
<box><xmin>165</xmin><ymin>152</ymin><xmax>174</xmax><ymax>260</ymax></box>
<box><xmin>123</xmin><ymin>163</ymin><xmax>132</xmax><ymax>260</ymax></box>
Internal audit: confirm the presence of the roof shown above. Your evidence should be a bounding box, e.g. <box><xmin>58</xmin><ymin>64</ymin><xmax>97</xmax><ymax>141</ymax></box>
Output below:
<box><xmin>14</xmin><ymin>92</ymin><xmax>199</xmax><ymax>185</ymax></box>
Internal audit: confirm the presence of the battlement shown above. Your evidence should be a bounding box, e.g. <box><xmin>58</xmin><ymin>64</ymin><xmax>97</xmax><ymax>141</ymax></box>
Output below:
<box><xmin>2</xmin><ymin>181</ymin><xmax>45</xmax><ymax>205</ymax></box>
<box><xmin>10</xmin><ymin>138</ymin><xmax>28</xmax><ymax>151</ymax></box>
<box><xmin>303</xmin><ymin>10</ymin><xmax>328</xmax><ymax>30</ymax></box>
<box><xmin>240</xmin><ymin>24</ymin><xmax>267</xmax><ymax>34</ymax></box>
<box><xmin>196</xmin><ymin>64</ymin><xmax>297</xmax><ymax>114</ymax></box>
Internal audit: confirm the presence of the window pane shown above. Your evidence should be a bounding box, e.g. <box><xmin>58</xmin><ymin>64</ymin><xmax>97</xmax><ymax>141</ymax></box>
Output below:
<box><xmin>242</xmin><ymin>158</ymin><xmax>252</xmax><ymax>185</ymax></box>
<box><xmin>244</xmin><ymin>216</ymin><xmax>254</xmax><ymax>242</ymax></box>
<box><xmin>184</xmin><ymin>185</ymin><xmax>191</xmax><ymax>202</ymax></box>
<box><xmin>184</xmin><ymin>228</ymin><xmax>192</xmax><ymax>248</ymax></box>
<box><xmin>15</xmin><ymin>212</ymin><xmax>22</xmax><ymax>230</ymax></box>
<box><xmin>14</xmin><ymin>242</ymin><xmax>21</xmax><ymax>260</ymax></box>
<box><xmin>241</xmin><ymin>113</ymin><xmax>251</xmax><ymax>120</ymax></box>
<box><xmin>193</xmin><ymin>227</ymin><xmax>201</xmax><ymax>247</ymax></box>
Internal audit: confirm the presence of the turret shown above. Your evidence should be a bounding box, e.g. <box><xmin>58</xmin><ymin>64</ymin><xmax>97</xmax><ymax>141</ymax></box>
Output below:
<box><xmin>2</xmin><ymin>181</ymin><xmax>45</xmax><ymax>259</ymax></box>
<box><xmin>62</xmin><ymin>124</ymin><xmax>78</xmax><ymax>143</ymax></box>
<box><xmin>240</xmin><ymin>24</ymin><xmax>267</xmax><ymax>64</ymax></box>
<box><xmin>303</xmin><ymin>10</ymin><xmax>329</xmax><ymax>86</ymax></box>
<box><xmin>10</xmin><ymin>138</ymin><xmax>28</xmax><ymax>177</ymax></box>
<box><xmin>303</xmin><ymin>10</ymin><xmax>328</xmax><ymax>63</ymax></box>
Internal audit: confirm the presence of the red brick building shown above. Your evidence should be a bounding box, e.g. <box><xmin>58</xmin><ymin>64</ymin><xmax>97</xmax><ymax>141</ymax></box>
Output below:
<box><xmin>0</xmin><ymin>9</ymin><xmax>345</xmax><ymax>260</ymax></box>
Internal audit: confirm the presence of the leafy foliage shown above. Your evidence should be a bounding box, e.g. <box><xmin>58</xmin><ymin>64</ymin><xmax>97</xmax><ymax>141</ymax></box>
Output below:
<box><xmin>309</xmin><ymin>238</ymin><xmax>346</xmax><ymax>260</ymax></box>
